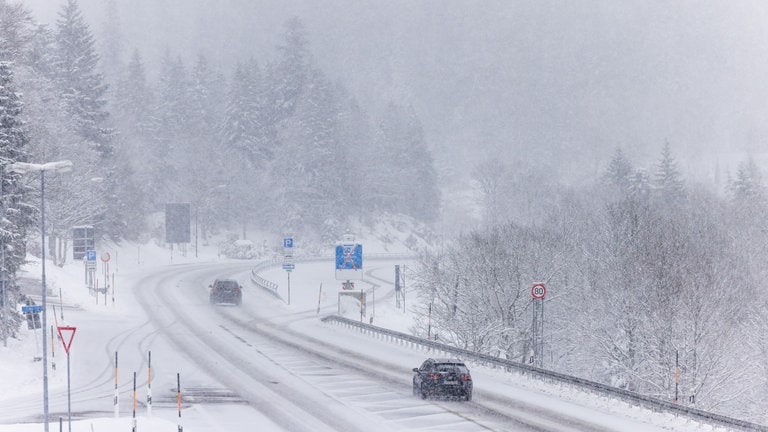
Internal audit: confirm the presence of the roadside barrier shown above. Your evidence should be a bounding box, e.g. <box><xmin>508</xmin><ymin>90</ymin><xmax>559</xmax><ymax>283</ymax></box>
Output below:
<box><xmin>323</xmin><ymin>314</ymin><xmax>768</xmax><ymax>432</ymax></box>
<box><xmin>249</xmin><ymin>254</ymin><xmax>414</xmax><ymax>300</ymax></box>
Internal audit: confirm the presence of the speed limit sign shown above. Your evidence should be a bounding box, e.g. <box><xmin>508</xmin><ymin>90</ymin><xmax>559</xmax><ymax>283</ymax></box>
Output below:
<box><xmin>531</xmin><ymin>283</ymin><xmax>546</xmax><ymax>299</ymax></box>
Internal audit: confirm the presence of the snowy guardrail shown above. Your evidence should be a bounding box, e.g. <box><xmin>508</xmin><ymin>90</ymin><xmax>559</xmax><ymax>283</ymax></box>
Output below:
<box><xmin>250</xmin><ymin>258</ymin><xmax>281</xmax><ymax>298</ymax></box>
<box><xmin>249</xmin><ymin>253</ymin><xmax>415</xmax><ymax>299</ymax></box>
<box><xmin>322</xmin><ymin>315</ymin><xmax>768</xmax><ymax>432</ymax></box>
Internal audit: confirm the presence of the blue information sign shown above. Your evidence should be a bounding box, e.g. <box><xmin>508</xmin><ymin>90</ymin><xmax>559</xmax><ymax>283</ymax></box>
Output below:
<box><xmin>335</xmin><ymin>244</ymin><xmax>363</xmax><ymax>271</ymax></box>
<box><xmin>283</xmin><ymin>237</ymin><xmax>294</xmax><ymax>249</ymax></box>
<box><xmin>22</xmin><ymin>305</ymin><xmax>43</xmax><ymax>313</ymax></box>
<box><xmin>86</xmin><ymin>250</ymin><xmax>97</xmax><ymax>261</ymax></box>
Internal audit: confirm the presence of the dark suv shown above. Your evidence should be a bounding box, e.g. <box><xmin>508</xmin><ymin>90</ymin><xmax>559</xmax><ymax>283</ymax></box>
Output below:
<box><xmin>209</xmin><ymin>279</ymin><xmax>242</xmax><ymax>305</ymax></box>
<box><xmin>412</xmin><ymin>358</ymin><xmax>473</xmax><ymax>401</ymax></box>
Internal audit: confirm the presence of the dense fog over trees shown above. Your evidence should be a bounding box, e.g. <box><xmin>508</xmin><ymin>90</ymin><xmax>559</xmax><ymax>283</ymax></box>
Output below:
<box><xmin>2</xmin><ymin>0</ymin><xmax>768</xmax><ymax>424</ymax></box>
<box><xmin>413</xmin><ymin>145</ymin><xmax>768</xmax><ymax>421</ymax></box>
<box><xmin>7</xmin><ymin>0</ymin><xmax>441</xmax><ymax>245</ymax></box>
<box><xmin>21</xmin><ymin>1</ymin><xmax>768</xmax><ymax>179</ymax></box>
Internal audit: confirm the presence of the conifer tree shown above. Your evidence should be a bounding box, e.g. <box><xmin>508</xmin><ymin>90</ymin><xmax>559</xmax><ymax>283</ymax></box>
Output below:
<box><xmin>267</xmin><ymin>17</ymin><xmax>311</xmax><ymax>123</ymax></box>
<box><xmin>149</xmin><ymin>50</ymin><xmax>188</xmax><ymax>205</ymax></box>
<box><xmin>97</xmin><ymin>0</ymin><xmax>124</xmax><ymax>98</ymax></box>
<box><xmin>604</xmin><ymin>147</ymin><xmax>632</xmax><ymax>192</ymax></box>
<box><xmin>730</xmin><ymin>158</ymin><xmax>765</xmax><ymax>204</ymax></box>
<box><xmin>116</xmin><ymin>49</ymin><xmax>153</xmax><ymax>138</ymax></box>
<box><xmin>0</xmin><ymin>58</ymin><xmax>34</xmax><ymax>340</ymax></box>
<box><xmin>0</xmin><ymin>1</ymin><xmax>35</xmax><ymax>62</ymax></box>
<box><xmin>54</xmin><ymin>0</ymin><xmax>113</xmax><ymax>157</ymax></box>
<box><xmin>378</xmin><ymin>103</ymin><xmax>440</xmax><ymax>222</ymax></box>
<box><xmin>653</xmin><ymin>142</ymin><xmax>685</xmax><ymax>202</ymax></box>
<box><xmin>222</xmin><ymin>59</ymin><xmax>271</xmax><ymax>166</ymax></box>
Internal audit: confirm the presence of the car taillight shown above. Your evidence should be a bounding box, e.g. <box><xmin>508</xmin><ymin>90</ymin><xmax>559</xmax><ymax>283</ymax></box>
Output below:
<box><xmin>427</xmin><ymin>373</ymin><xmax>441</xmax><ymax>380</ymax></box>
<box><xmin>460</xmin><ymin>374</ymin><xmax>472</xmax><ymax>381</ymax></box>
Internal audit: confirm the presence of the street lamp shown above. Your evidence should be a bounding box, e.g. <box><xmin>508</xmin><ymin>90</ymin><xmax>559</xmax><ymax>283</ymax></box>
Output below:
<box><xmin>7</xmin><ymin>160</ymin><xmax>73</xmax><ymax>432</ymax></box>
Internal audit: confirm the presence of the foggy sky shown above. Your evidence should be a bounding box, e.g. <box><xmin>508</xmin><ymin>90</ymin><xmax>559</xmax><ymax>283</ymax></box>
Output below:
<box><xmin>20</xmin><ymin>0</ymin><xmax>768</xmax><ymax>183</ymax></box>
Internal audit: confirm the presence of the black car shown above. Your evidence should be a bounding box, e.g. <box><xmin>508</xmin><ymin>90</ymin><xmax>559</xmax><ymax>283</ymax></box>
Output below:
<box><xmin>412</xmin><ymin>358</ymin><xmax>473</xmax><ymax>401</ymax></box>
<box><xmin>209</xmin><ymin>279</ymin><xmax>243</xmax><ymax>305</ymax></box>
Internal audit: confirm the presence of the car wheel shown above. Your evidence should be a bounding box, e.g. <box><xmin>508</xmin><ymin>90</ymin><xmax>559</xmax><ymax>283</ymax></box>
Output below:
<box><xmin>420</xmin><ymin>385</ymin><xmax>428</xmax><ymax>400</ymax></box>
<box><xmin>464</xmin><ymin>391</ymin><xmax>472</xmax><ymax>402</ymax></box>
<box><xmin>412</xmin><ymin>383</ymin><xmax>418</xmax><ymax>396</ymax></box>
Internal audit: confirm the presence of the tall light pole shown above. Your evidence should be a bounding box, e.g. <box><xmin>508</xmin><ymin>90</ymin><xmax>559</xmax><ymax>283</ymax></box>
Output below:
<box><xmin>7</xmin><ymin>160</ymin><xmax>73</xmax><ymax>432</ymax></box>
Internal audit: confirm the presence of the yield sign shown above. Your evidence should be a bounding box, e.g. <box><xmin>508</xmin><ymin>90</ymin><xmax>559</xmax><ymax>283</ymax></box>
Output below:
<box><xmin>57</xmin><ymin>326</ymin><xmax>77</xmax><ymax>354</ymax></box>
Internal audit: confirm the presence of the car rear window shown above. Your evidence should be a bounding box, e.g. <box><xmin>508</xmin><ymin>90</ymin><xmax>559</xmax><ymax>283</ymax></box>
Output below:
<box><xmin>435</xmin><ymin>363</ymin><xmax>468</xmax><ymax>373</ymax></box>
<box><xmin>217</xmin><ymin>280</ymin><xmax>238</xmax><ymax>290</ymax></box>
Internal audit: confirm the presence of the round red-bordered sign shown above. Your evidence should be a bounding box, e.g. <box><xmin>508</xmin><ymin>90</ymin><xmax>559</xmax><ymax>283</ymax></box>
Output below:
<box><xmin>100</xmin><ymin>252</ymin><xmax>111</xmax><ymax>262</ymax></box>
<box><xmin>531</xmin><ymin>283</ymin><xmax>546</xmax><ymax>299</ymax></box>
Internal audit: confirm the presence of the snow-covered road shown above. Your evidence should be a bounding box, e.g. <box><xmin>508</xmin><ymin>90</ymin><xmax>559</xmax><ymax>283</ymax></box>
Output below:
<box><xmin>1</xmin><ymin>254</ymin><xmax>707</xmax><ymax>431</ymax></box>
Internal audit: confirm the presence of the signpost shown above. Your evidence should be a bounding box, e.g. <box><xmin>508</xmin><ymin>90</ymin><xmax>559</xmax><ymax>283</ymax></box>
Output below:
<box><xmin>22</xmin><ymin>305</ymin><xmax>42</xmax><ymax>330</ymax></box>
<box><xmin>85</xmin><ymin>250</ymin><xmax>96</xmax><ymax>293</ymax></box>
<box><xmin>147</xmin><ymin>351</ymin><xmax>153</xmax><ymax>416</ymax></box>
<box><xmin>57</xmin><ymin>326</ymin><xmax>76</xmax><ymax>432</ymax></box>
<box><xmin>395</xmin><ymin>265</ymin><xmax>406</xmax><ymax>310</ymax></box>
<box><xmin>335</xmin><ymin>233</ymin><xmax>365</xmax><ymax>320</ymax></box>
<box><xmin>72</xmin><ymin>226</ymin><xmax>94</xmax><ymax>260</ymax></box>
<box><xmin>101</xmin><ymin>252</ymin><xmax>111</xmax><ymax>305</ymax></box>
<box><xmin>531</xmin><ymin>283</ymin><xmax>546</xmax><ymax>368</ymax></box>
<box><xmin>335</xmin><ymin>243</ymin><xmax>363</xmax><ymax>279</ymax></box>
<box><xmin>114</xmin><ymin>352</ymin><xmax>119</xmax><ymax>418</ymax></box>
<box><xmin>283</xmin><ymin>236</ymin><xmax>294</xmax><ymax>305</ymax></box>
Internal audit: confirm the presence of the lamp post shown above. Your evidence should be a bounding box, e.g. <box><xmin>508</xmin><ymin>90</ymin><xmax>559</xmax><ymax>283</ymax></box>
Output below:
<box><xmin>7</xmin><ymin>160</ymin><xmax>73</xmax><ymax>432</ymax></box>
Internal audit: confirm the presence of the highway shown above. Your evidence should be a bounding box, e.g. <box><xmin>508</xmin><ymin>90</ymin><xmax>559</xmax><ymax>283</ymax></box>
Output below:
<box><xmin>1</xmin><ymin>258</ymin><xmax>697</xmax><ymax>431</ymax></box>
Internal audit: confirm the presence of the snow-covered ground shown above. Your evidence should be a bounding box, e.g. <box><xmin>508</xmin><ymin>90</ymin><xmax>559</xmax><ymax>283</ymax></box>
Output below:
<box><xmin>0</xmin><ymin>234</ymin><xmax>420</xmax><ymax>432</ymax></box>
<box><xmin>0</xmin><ymin>235</ymin><xmax>731</xmax><ymax>432</ymax></box>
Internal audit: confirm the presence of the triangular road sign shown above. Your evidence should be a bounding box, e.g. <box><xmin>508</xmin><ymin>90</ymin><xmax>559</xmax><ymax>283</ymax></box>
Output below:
<box><xmin>57</xmin><ymin>326</ymin><xmax>77</xmax><ymax>355</ymax></box>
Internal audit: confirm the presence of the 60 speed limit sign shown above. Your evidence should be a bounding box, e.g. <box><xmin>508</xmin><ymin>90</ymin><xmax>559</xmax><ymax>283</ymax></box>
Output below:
<box><xmin>531</xmin><ymin>283</ymin><xmax>546</xmax><ymax>299</ymax></box>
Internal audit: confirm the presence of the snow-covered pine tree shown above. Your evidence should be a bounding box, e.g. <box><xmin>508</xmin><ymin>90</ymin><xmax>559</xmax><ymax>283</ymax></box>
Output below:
<box><xmin>0</xmin><ymin>57</ymin><xmax>34</xmax><ymax>342</ymax></box>
<box><xmin>54</xmin><ymin>0</ymin><xmax>113</xmax><ymax>158</ymax></box>
<box><xmin>377</xmin><ymin>103</ymin><xmax>440</xmax><ymax>222</ymax></box>
<box><xmin>652</xmin><ymin>142</ymin><xmax>685</xmax><ymax>203</ymax></box>
<box><xmin>52</xmin><ymin>0</ymin><xmax>145</xmax><ymax>241</ymax></box>
<box><xmin>222</xmin><ymin>59</ymin><xmax>272</xmax><ymax>167</ymax></box>
<box><xmin>730</xmin><ymin>158</ymin><xmax>765</xmax><ymax>205</ymax></box>
<box><xmin>97</xmin><ymin>0</ymin><xmax>125</xmax><ymax>102</ymax></box>
<box><xmin>186</xmin><ymin>53</ymin><xmax>239</xmax><ymax>236</ymax></box>
<box><xmin>604</xmin><ymin>147</ymin><xmax>632</xmax><ymax>194</ymax></box>
<box><xmin>148</xmin><ymin>50</ymin><xmax>188</xmax><ymax>207</ymax></box>
<box><xmin>271</xmin><ymin>70</ymin><xmax>346</xmax><ymax>239</ymax></box>
<box><xmin>113</xmin><ymin>49</ymin><xmax>154</xmax><ymax>167</ymax></box>
<box><xmin>267</xmin><ymin>17</ymin><xmax>311</xmax><ymax>123</ymax></box>
<box><xmin>0</xmin><ymin>1</ymin><xmax>35</xmax><ymax>62</ymax></box>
